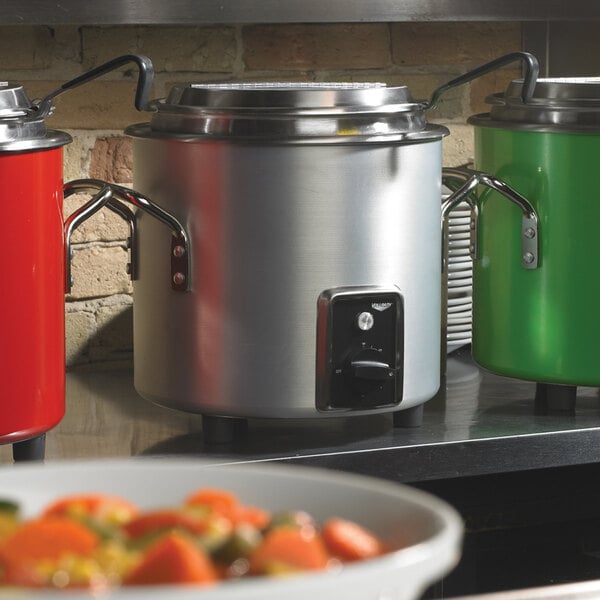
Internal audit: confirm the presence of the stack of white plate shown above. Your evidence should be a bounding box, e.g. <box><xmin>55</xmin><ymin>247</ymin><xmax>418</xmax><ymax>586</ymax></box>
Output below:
<box><xmin>445</xmin><ymin>200</ymin><xmax>473</xmax><ymax>353</ymax></box>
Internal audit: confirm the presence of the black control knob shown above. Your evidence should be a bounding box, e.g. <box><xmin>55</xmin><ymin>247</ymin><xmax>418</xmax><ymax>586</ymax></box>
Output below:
<box><xmin>349</xmin><ymin>359</ymin><xmax>395</xmax><ymax>381</ymax></box>
<box><xmin>344</xmin><ymin>347</ymin><xmax>395</xmax><ymax>393</ymax></box>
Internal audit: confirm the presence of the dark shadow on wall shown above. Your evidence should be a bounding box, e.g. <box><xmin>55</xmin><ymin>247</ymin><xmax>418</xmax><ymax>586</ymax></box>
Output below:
<box><xmin>67</xmin><ymin>304</ymin><xmax>134</xmax><ymax>369</ymax></box>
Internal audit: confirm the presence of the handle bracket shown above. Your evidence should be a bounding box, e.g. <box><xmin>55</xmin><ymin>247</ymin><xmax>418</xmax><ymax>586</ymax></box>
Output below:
<box><xmin>107</xmin><ymin>182</ymin><xmax>191</xmax><ymax>292</ymax></box>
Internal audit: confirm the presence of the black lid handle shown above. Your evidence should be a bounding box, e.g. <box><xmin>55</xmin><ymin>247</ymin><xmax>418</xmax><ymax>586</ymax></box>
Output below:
<box><xmin>424</xmin><ymin>51</ymin><xmax>539</xmax><ymax>110</ymax></box>
<box><xmin>34</xmin><ymin>54</ymin><xmax>154</xmax><ymax>118</ymax></box>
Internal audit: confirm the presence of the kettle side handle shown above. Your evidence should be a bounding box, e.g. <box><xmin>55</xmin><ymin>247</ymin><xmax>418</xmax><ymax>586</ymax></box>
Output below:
<box><xmin>441</xmin><ymin>167</ymin><xmax>539</xmax><ymax>272</ymax></box>
<box><xmin>63</xmin><ymin>179</ymin><xmax>191</xmax><ymax>294</ymax></box>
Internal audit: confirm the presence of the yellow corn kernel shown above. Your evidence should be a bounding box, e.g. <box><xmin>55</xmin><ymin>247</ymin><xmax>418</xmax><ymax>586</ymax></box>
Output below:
<box><xmin>94</xmin><ymin>541</ymin><xmax>140</xmax><ymax>580</ymax></box>
<box><xmin>0</xmin><ymin>514</ymin><xmax>18</xmax><ymax>541</ymax></box>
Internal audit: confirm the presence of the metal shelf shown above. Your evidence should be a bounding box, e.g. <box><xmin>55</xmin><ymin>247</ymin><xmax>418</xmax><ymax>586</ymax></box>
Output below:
<box><xmin>4</xmin><ymin>0</ymin><xmax>600</xmax><ymax>26</ymax></box>
<box><xmin>4</xmin><ymin>347</ymin><xmax>600</xmax><ymax>485</ymax></box>
<box><xmin>2</xmin><ymin>347</ymin><xmax>598</xmax><ymax>598</ymax></box>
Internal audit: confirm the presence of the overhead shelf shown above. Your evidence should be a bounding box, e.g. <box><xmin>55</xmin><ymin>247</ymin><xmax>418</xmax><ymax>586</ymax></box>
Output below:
<box><xmin>3</xmin><ymin>0</ymin><xmax>600</xmax><ymax>26</ymax></box>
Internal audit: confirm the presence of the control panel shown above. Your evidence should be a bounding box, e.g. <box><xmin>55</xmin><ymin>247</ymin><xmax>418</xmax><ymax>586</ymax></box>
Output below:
<box><xmin>315</xmin><ymin>286</ymin><xmax>404</xmax><ymax>411</ymax></box>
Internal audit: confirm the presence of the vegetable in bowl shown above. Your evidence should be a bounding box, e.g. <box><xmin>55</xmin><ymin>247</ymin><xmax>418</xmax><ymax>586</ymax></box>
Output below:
<box><xmin>0</xmin><ymin>458</ymin><xmax>463</xmax><ymax>600</ymax></box>
<box><xmin>0</xmin><ymin>487</ymin><xmax>388</xmax><ymax>591</ymax></box>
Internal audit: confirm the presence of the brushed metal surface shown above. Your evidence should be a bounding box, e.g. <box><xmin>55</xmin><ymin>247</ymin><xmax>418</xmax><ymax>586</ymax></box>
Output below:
<box><xmin>4</xmin><ymin>354</ymin><xmax>600</xmax><ymax>597</ymax></box>
<box><xmin>5</xmin><ymin>348</ymin><xmax>600</xmax><ymax>481</ymax></box>
<box><xmin>130</xmin><ymin>138</ymin><xmax>442</xmax><ymax>418</ymax></box>
<box><xmin>450</xmin><ymin>579</ymin><xmax>600</xmax><ymax>600</ymax></box>
<box><xmin>2</xmin><ymin>0</ymin><xmax>599</xmax><ymax>25</ymax></box>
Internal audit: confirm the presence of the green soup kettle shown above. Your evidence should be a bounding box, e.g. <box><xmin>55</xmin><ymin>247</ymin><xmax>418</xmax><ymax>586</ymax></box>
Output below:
<box><xmin>453</xmin><ymin>69</ymin><xmax>600</xmax><ymax>395</ymax></box>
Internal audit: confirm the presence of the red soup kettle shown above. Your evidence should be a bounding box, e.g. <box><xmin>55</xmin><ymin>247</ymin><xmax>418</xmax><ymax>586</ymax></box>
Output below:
<box><xmin>0</xmin><ymin>55</ymin><xmax>155</xmax><ymax>461</ymax></box>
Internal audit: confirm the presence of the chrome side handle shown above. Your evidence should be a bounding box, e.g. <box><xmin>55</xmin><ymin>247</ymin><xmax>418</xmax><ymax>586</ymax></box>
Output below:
<box><xmin>63</xmin><ymin>181</ymin><xmax>113</xmax><ymax>293</ymax></box>
<box><xmin>64</xmin><ymin>179</ymin><xmax>191</xmax><ymax>293</ymax></box>
<box><xmin>441</xmin><ymin>167</ymin><xmax>539</xmax><ymax>272</ymax></box>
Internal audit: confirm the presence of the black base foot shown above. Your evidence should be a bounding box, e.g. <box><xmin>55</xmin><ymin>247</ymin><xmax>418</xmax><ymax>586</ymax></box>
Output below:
<box><xmin>534</xmin><ymin>383</ymin><xmax>577</xmax><ymax>415</ymax></box>
<box><xmin>12</xmin><ymin>433</ymin><xmax>46</xmax><ymax>462</ymax></box>
<box><xmin>202</xmin><ymin>415</ymin><xmax>248</xmax><ymax>446</ymax></box>
<box><xmin>393</xmin><ymin>404</ymin><xmax>424</xmax><ymax>428</ymax></box>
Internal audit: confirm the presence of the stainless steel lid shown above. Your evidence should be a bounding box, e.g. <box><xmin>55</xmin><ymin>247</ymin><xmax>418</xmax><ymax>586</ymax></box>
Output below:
<box><xmin>126</xmin><ymin>82</ymin><xmax>449</xmax><ymax>144</ymax></box>
<box><xmin>0</xmin><ymin>83</ymin><xmax>71</xmax><ymax>151</ymax></box>
<box><xmin>469</xmin><ymin>77</ymin><xmax>600</xmax><ymax>132</ymax></box>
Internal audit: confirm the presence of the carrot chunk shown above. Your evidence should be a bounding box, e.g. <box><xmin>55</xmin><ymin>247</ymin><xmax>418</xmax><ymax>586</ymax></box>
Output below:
<box><xmin>0</xmin><ymin>547</ymin><xmax>43</xmax><ymax>587</ymax></box>
<box><xmin>249</xmin><ymin>527</ymin><xmax>331</xmax><ymax>574</ymax></box>
<box><xmin>125</xmin><ymin>532</ymin><xmax>217</xmax><ymax>585</ymax></box>
<box><xmin>235</xmin><ymin>505</ymin><xmax>270</xmax><ymax>530</ymax></box>
<box><xmin>321</xmin><ymin>518</ymin><xmax>386</xmax><ymax>561</ymax></box>
<box><xmin>185</xmin><ymin>488</ymin><xmax>239</xmax><ymax>519</ymax></box>
<box><xmin>123</xmin><ymin>509</ymin><xmax>209</xmax><ymax>539</ymax></box>
<box><xmin>185</xmin><ymin>488</ymin><xmax>270</xmax><ymax>529</ymax></box>
<box><xmin>42</xmin><ymin>494</ymin><xmax>138</xmax><ymax>525</ymax></box>
<box><xmin>0</xmin><ymin>516</ymin><xmax>99</xmax><ymax>586</ymax></box>
<box><xmin>1</xmin><ymin>516</ymin><xmax>98</xmax><ymax>562</ymax></box>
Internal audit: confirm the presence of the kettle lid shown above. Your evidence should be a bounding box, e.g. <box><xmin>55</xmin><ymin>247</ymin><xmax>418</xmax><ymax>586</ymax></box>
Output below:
<box><xmin>128</xmin><ymin>81</ymin><xmax>449</xmax><ymax>144</ymax></box>
<box><xmin>166</xmin><ymin>81</ymin><xmax>408</xmax><ymax>111</ymax></box>
<box><xmin>0</xmin><ymin>83</ymin><xmax>71</xmax><ymax>151</ymax></box>
<box><xmin>0</xmin><ymin>83</ymin><xmax>34</xmax><ymax>117</ymax></box>
<box><xmin>469</xmin><ymin>77</ymin><xmax>600</xmax><ymax>132</ymax></box>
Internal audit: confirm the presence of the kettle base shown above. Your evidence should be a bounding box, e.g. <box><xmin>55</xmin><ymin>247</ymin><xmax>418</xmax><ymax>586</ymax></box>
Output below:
<box><xmin>393</xmin><ymin>404</ymin><xmax>424</xmax><ymax>428</ymax></box>
<box><xmin>200</xmin><ymin>405</ymin><xmax>427</xmax><ymax>447</ymax></box>
<box><xmin>534</xmin><ymin>383</ymin><xmax>577</xmax><ymax>415</ymax></box>
<box><xmin>202</xmin><ymin>415</ymin><xmax>248</xmax><ymax>447</ymax></box>
<box><xmin>12</xmin><ymin>433</ymin><xmax>45</xmax><ymax>462</ymax></box>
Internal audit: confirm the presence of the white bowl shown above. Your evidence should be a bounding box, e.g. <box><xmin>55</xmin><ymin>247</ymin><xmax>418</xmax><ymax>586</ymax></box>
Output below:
<box><xmin>447</xmin><ymin>263</ymin><xmax>472</xmax><ymax>274</ymax></box>
<box><xmin>447</xmin><ymin>323</ymin><xmax>472</xmax><ymax>333</ymax></box>
<box><xmin>447</xmin><ymin>240</ymin><xmax>470</xmax><ymax>250</ymax></box>
<box><xmin>447</xmin><ymin>255</ymin><xmax>472</xmax><ymax>265</ymax></box>
<box><xmin>0</xmin><ymin>458</ymin><xmax>463</xmax><ymax>600</ymax></box>
<box><xmin>447</xmin><ymin>232</ymin><xmax>470</xmax><ymax>241</ymax></box>
<box><xmin>447</xmin><ymin>332</ymin><xmax>472</xmax><ymax>342</ymax></box>
<box><xmin>447</xmin><ymin>247</ymin><xmax>470</xmax><ymax>256</ymax></box>
<box><xmin>447</xmin><ymin>217</ymin><xmax>471</xmax><ymax>226</ymax></box>
<box><xmin>447</xmin><ymin>296</ymin><xmax>472</xmax><ymax>306</ymax></box>
<box><xmin>447</xmin><ymin>315</ymin><xmax>472</xmax><ymax>326</ymax></box>
<box><xmin>447</xmin><ymin>286</ymin><xmax>472</xmax><ymax>296</ymax></box>
<box><xmin>447</xmin><ymin>269</ymin><xmax>472</xmax><ymax>279</ymax></box>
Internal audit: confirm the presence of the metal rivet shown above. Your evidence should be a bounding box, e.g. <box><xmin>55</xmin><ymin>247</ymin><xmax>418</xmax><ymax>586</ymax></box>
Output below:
<box><xmin>173</xmin><ymin>272</ymin><xmax>186</xmax><ymax>285</ymax></box>
<box><xmin>523</xmin><ymin>252</ymin><xmax>535</xmax><ymax>264</ymax></box>
<box><xmin>173</xmin><ymin>245</ymin><xmax>186</xmax><ymax>258</ymax></box>
<box><xmin>524</xmin><ymin>227</ymin><xmax>536</xmax><ymax>239</ymax></box>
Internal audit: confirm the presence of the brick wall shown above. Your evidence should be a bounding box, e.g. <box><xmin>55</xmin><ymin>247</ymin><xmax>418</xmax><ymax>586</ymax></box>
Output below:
<box><xmin>0</xmin><ymin>22</ymin><xmax>522</xmax><ymax>366</ymax></box>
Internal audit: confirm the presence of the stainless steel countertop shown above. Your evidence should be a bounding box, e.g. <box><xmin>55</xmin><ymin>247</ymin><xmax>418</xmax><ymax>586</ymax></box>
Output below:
<box><xmin>3</xmin><ymin>347</ymin><xmax>600</xmax><ymax>599</ymax></box>
<box><xmin>2</xmin><ymin>0</ymin><xmax>600</xmax><ymax>25</ymax></box>
<box><xmin>2</xmin><ymin>346</ymin><xmax>600</xmax><ymax>483</ymax></box>
<box><xmin>452</xmin><ymin>579</ymin><xmax>600</xmax><ymax>599</ymax></box>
